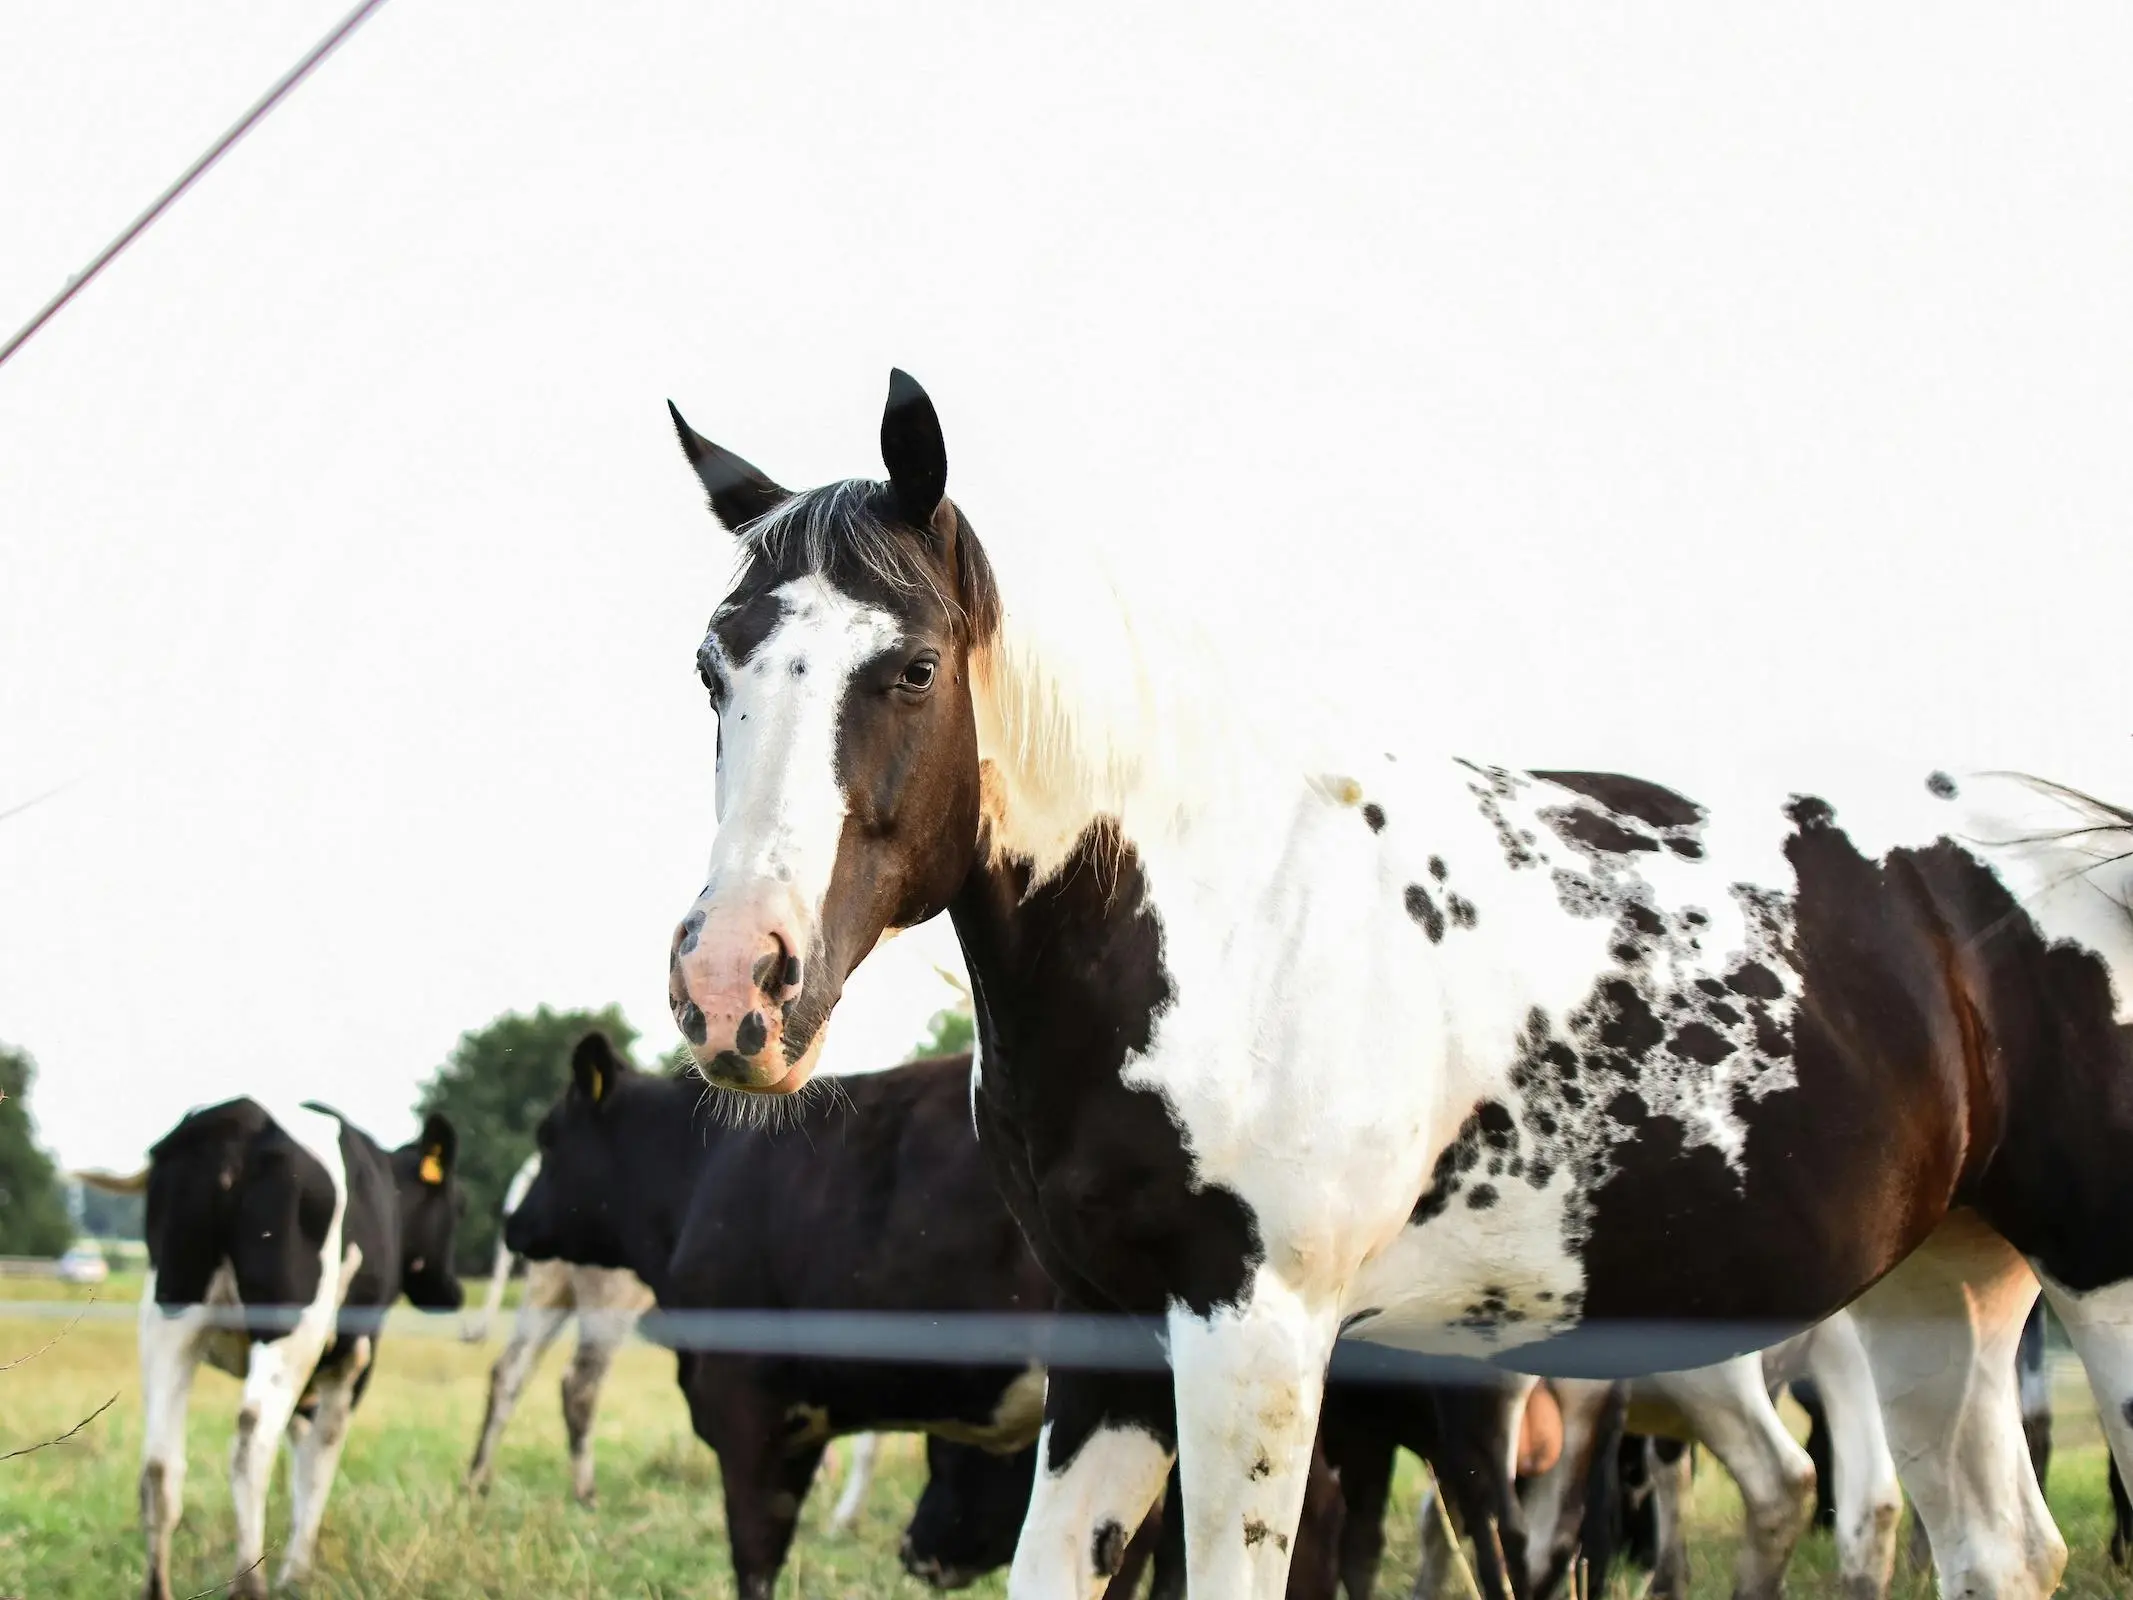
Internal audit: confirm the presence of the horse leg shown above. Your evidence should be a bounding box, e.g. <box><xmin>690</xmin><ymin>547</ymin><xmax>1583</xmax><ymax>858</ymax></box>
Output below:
<box><xmin>1648</xmin><ymin>1356</ymin><xmax>1814</xmax><ymax>1600</ymax></box>
<box><xmin>1165</xmin><ymin>1279</ymin><xmax>1340</xmax><ymax>1600</ymax></box>
<box><xmin>1849</xmin><ymin>1212</ymin><xmax>2064</xmax><ymax>1600</ymax></box>
<box><xmin>465</xmin><ymin>1273</ymin><xmax>570</xmax><ymax>1495</ymax></box>
<box><xmin>1007</xmin><ymin>1366</ymin><xmax>1177</xmax><ymax>1600</ymax></box>
<box><xmin>1798</xmin><ymin>1313</ymin><xmax>1902</xmax><ymax>1600</ymax></box>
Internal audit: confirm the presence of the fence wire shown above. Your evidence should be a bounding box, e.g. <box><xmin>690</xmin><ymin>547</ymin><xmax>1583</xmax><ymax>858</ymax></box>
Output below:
<box><xmin>0</xmin><ymin>1298</ymin><xmax>2050</xmax><ymax>1387</ymax></box>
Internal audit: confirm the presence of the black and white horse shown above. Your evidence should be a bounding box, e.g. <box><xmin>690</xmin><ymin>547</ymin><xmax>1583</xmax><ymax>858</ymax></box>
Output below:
<box><xmin>659</xmin><ymin>369</ymin><xmax>2133</xmax><ymax>1599</ymax></box>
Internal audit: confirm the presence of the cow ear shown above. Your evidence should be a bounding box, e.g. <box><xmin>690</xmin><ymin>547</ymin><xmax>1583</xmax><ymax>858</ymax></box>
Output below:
<box><xmin>417</xmin><ymin>1113</ymin><xmax>456</xmax><ymax>1186</ymax></box>
<box><xmin>572</xmin><ymin>1031</ymin><xmax>627</xmax><ymax>1104</ymax></box>
<box><xmin>669</xmin><ymin>401</ymin><xmax>790</xmax><ymax>531</ymax></box>
<box><xmin>880</xmin><ymin>368</ymin><xmax>948</xmax><ymax>527</ymax></box>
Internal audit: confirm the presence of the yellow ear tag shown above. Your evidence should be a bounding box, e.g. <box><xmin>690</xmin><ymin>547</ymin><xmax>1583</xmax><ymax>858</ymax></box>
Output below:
<box><xmin>589</xmin><ymin>1066</ymin><xmax>604</xmax><ymax>1102</ymax></box>
<box><xmin>419</xmin><ymin>1151</ymin><xmax>444</xmax><ymax>1185</ymax></box>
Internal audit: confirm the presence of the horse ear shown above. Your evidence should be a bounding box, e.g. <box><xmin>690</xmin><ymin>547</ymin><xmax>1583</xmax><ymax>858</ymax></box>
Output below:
<box><xmin>669</xmin><ymin>401</ymin><xmax>790</xmax><ymax>531</ymax></box>
<box><xmin>571</xmin><ymin>1031</ymin><xmax>628</xmax><ymax>1103</ymax></box>
<box><xmin>880</xmin><ymin>368</ymin><xmax>948</xmax><ymax>525</ymax></box>
<box><xmin>417</xmin><ymin>1113</ymin><xmax>456</xmax><ymax>1185</ymax></box>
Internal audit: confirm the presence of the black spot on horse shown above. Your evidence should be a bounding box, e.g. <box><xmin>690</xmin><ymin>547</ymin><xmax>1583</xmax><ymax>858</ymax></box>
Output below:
<box><xmin>1093</xmin><ymin>1520</ymin><xmax>1128</xmax><ymax>1576</ymax></box>
<box><xmin>1429</xmin><ymin>855</ymin><xmax>1449</xmax><ymax>881</ymax></box>
<box><xmin>1550</xmin><ymin>808</ymin><xmax>1657</xmax><ymax>856</ymax></box>
<box><xmin>1532</xmin><ymin>772</ymin><xmax>1706</xmax><ymax>831</ymax></box>
<box><xmin>1362</xmin><ymin>803</ymin><xmax>1386</xmax><ymax>833</ymax></box>
<box><xmin>1449</xmin><ymin>895</ymin><xmax>1478</xmax><ymax>929</ymax></box>
<box><xmin>678</xmin><ymin>1002</ymin><xmax>708</xmax><ymax>1046</ymax></box>
<box><xmin>1785</xmin><ymin>794</ymin><xmax>1834</xmax><ymax>829</ymax></box>
<box><xmin>735</xmin><ymin>1010</ymin><xmax>769</xmax><ymax>1056</ymax></box>
<box><xmin>678</xmin><ymin>909</ymin><xmax>704</xmax><ymax>956</ymax></box>
<box><xmin>789</xmin><ymin>658</ymin><xmax>807</xmax><ymax>677</ymax></box>
<box><xmin>1926</xmin><ymin>771</ymin><xmax>1959</xmax><ymax>800</ymax></box>
<box><xmin>1405</xmin><ymin>885</ymin><xmax>1446</xmax><ymax>943</ymax></box>
<box><xmin>1669</xmin><ymin>1023</ymin><xmax>1734</xmax><ymax>1067</ymax></box>
<box><xmin>1466</xmin><ymin>1184</ymin><xmax>1499</xmax><ymax>1210</ymax></box>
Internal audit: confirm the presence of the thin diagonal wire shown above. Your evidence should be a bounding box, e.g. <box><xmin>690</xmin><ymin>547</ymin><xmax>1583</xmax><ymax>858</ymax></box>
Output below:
<box><xmin>0</xmin><ymin>0</ymin><xmax>394</xmax><ymax>372</ymax></box>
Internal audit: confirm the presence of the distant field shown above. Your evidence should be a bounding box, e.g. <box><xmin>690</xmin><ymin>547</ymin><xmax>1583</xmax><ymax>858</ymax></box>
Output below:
<box><xmin>2</xmin><ymin>1277</ymin><xmax>2124</xmax><ymax>1598</ymax></box>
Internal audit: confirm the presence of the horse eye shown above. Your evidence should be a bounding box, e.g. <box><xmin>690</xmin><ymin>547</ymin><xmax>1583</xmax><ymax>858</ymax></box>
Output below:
<box><xmin>899</xmin><ymin>657</ymin><xmax>937</xmax><ymax>693</ymax></box>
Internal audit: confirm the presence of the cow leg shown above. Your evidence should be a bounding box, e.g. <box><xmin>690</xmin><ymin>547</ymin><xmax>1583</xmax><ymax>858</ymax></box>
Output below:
<box><xmin>1430</xmin><ymin>1379</ymin><xmax>1532</xmax><ymax>1600</ymax></box>
<box><xmin>1798</xmin><ymin>1314</ymin><xmax>1901</xmax><ymax>1600</ymax></box>
<box><xmin>1164</xmin><ymin>1279</ymin><xmax>1340</xmax><ymax>1600</ymax></box>
<box><xmin>1649</xmin><ymin>1355</ymin><xmax>1814</xmax><ymax>1600</ymax></box>
<box><xmin>1146</xmin><ymin>1462</ymin><xmax>1186</xmax><ymax>1600</ymax></box>
<box><xmin>724</xmin><ymin>1432</ymin><xmax>827</xmax><ymax>1600</ymax></box>
<box><xmin>2036</xmin><ymin>1272</ymin><xmax>2133</xmax><ymax>1560</ymax></box>
<box><xmin>689</xmin><ymin>1370</ymin><xmax>825</xmax><ymax>1600</ymax></box>
<box><xmin>1515</xmin><ymin>1378</ymin><xmax>1615</xmax><ymax>1600</ymax></box>
<box><xmin>279</xmin><ymin>1336</ymin><xmax>372</xmax><ymax>1588</ymax></box>
<box><xmin>2108</xmin><ymin>1450</ymin><xmax>2132</xmax><ymax>1568</ymax></box>
<box><xmin>1009</xmin><ymin>1366</ymin><xmax>1177</xmax><ymax>1600</ymax></box>
<box><xmin>1849</xmin><ymin>1212</ymin><xmax>2064</xmax><ymax>1600</ymax></box>
<box><xmin>1644</xmin><ymin>1439</ymin><xmax>1692</xmax><ymax>1600</ymax></box>
<box><xmin>230</xmin><ymin>1332</ymin><xmax>327</xmax><ymax>1597</ymax></box>
<box><xmin>466</xmin><ymin>1287</ymin><xmax>571</xmax><ymax>1495</ymax></box>
<box><xmin>2016</xmin><ymin>1300</ymin><xmax>2052</xmax><ymax>1494</ymax></box>
<box><xmin>560</xmin><ymin>1312</ymin><xmax>628</xmax><ymax>1506</ymax></box>
<box><xmin>1319</xmin><ymin>1390</ymin><xmax>1397</xmax><ymax>1600</ymax></box>
<box><xmin>826</xmin><ymin>1432</ymin><xmax>881</xmax><ymax>1535</ymax></box>
<box><xmin>138</xmin><ymin>1290</ymin><xmax>206</xmax><ymax>1600</ymax></box>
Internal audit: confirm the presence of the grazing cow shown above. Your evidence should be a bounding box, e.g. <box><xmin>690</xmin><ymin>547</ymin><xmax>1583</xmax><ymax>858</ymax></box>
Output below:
<box><xmin>88</xmin><ymin>1099</ymin><xmax>462</xmax><ymax>1600</ymax></box>
<box><xmin>503</xmin><ymin>1036</ymin><xmax>1060</xmax><ymax>1599</ymax></box>
<box><xmin>1506</xmin><ymin>1310</ymin><xmax>1900</xmax><ymax>1600</ymax></box>
<box><xmin>656</xmin><ymin>369</ymin><xmax>2133</xmax><ymax>1598</ymax></box>
<box><xmin>462</xmin><ymin>1150</ymin><xmax>658</xmax><ymax>1504</ymax></box>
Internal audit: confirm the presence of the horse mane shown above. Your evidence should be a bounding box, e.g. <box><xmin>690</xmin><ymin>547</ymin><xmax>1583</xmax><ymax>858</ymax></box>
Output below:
<box><xmin>731</xmin><ymin>478</ymin><xmax>1326</xmax><ymax>878</ymax></box>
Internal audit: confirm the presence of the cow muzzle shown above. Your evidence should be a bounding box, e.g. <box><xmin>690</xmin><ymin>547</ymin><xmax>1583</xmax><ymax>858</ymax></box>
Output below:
<box><xmin>669</xmin><ymin>882</ymin><xmax>813</xmax><ymax>1093</ymax></box>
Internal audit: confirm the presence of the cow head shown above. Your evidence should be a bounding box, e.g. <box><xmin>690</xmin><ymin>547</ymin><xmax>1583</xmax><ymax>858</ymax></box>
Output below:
<box><xmin>504</xmin><ymin>1033</ymin><xmax>638</xmax><ymax>1272</ymax></box>
<box><xmin>393</xmin><ymin>1111</ymin><xmax>464</xmax><ymax>1310</ymax></box>
<box><xmin>899</xmin><ymin>1439</ymin><xmax>1037</xmax><ymax>1589</ymax></box>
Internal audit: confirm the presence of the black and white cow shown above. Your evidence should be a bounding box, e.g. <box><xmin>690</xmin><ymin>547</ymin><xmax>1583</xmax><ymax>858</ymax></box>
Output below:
<box><xmin>503</xmin><ymin>1036</ymin><xmax>1061</xmax><ymax>1599</ymax></box>
<box><xmin>92</xmin><ymin>1098</ymin><xmax>463</xmax><ymax>1600</ymax></box>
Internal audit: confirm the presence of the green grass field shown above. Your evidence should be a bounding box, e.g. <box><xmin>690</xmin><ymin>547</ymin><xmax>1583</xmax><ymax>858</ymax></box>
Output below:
<box><xmin>2</xmin><ymin>1273</ymin><xmax>2124</xmax><ymax>1598</ymax></box>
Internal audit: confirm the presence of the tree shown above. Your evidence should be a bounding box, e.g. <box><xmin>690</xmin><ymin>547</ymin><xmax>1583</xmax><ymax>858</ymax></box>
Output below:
<box><xmin>76</xmin><ymin>1181</ymin><xmax>144</xmax><ymax>1240</ymax></box>
<box><xmin>415</xmin><ymin>1005</ymin><xmax>641</xmax><ymax>1274</ymax></box>
<box><xmin>0</xmin><ymin>1043</ymin><xmax>73</xmax><ymax>1256</ymax></box>
<box><xmin>909</xmin><ymin>1005</ymin><xmax>975</xmax><ymax>1061</ymax></box>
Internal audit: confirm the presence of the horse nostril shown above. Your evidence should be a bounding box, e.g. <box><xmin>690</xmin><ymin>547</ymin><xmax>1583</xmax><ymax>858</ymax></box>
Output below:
<box><xmin>674</xmin><ymin>909</ymin><xmax>704</xmax><ymax>957</ymax></box>
<box><xmin>782</xmin><ymin>953</ymin><xmax>802</xmax><ymax>989</ymax></box>
<box><xmin>736</xmin><ymin>1010</ymin><xmax>769</xmax><ymax>1056</ymax></box>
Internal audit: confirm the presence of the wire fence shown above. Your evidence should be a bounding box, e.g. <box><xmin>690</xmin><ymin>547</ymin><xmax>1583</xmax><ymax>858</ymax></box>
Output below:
<box><xmin>0</xmin><ymin>1298</ymin><xmax>2080</xmax><ymax>1387</ymax></box>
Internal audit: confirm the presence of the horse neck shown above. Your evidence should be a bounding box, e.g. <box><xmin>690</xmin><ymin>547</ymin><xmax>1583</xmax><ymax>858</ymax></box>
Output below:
<box><xmin>947</xmin><ymin>818</ymin><xmax>1168</xmax><ymax>1076</ymax></box>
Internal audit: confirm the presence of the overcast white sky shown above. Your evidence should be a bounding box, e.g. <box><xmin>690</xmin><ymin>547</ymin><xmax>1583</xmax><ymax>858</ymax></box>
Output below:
<box><xmin>4</xmin><ymin>4</ymin><xmax>2131</xmax><ymax>1171</ymax></box>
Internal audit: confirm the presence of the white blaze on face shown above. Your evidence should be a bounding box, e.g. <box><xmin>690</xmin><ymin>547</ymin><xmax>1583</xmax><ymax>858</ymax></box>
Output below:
<box><xmin>706</xmin><ymin>577</ymin><xmax>901</xmax><ymax>919</ymax></box>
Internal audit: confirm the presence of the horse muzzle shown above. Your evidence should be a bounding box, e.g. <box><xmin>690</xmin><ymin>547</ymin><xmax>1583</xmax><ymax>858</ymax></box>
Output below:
<box><xmin>669</xmin><ymin>882</ymin><xmax>814</xmax><ymax>1093</ymax></box>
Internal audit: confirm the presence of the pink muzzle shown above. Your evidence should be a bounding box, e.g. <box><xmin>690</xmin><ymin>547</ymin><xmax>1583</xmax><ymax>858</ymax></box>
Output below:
<box><xmin>669</xmin><ymin>880</ymin><xmax>810</xmax><ymax>1091</ymax></box>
